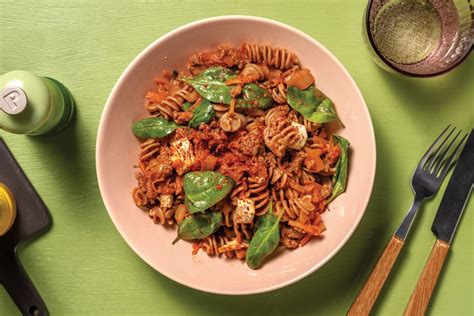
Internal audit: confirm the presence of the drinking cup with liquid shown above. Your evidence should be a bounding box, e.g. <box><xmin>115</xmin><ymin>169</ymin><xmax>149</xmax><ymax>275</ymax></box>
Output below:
<box><xmin>365</xmin><ymin>0</ymin><xmax>473</xmax><ymax>76</ymax></box>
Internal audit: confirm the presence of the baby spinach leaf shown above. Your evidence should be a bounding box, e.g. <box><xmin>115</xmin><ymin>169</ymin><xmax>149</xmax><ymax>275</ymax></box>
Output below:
<box><xmin>327</xmin><ymin>135</ymin><xmax>350</xmax><ymax>203</ymax></box>
<box><xmin>184</xmin><ymin>196</ymin><xmax>203</xmax><ymax>214</ymax></box>
<box><xmin>287</xmin><ymin>86</ymin><xmax>340</xmax><ymax>124</ymax></box>
<box><xmin>176</xmin><ymin>211</ymin><xmax>222</xmax><ymax>241</ymax></box>
<box><xmin>236</xmin><ymin>83</ymin><xmax>272</xmax><ymax>109</ymax></box>
<box><xmin>131</xmin><ymin>117</ymin><xmax>177</xmax><ymax>139</ymax></box>
<box><xmin>183</xmin><ymin>171</ymin><xmax>235</xmax><ymax>214</ymax></box>
<box><xmin>246</xmin><ymin>201</ymin><xmax>281</xmax><ymax>269</ymax></box>
<box><xmin>182</xmin><ymin>102</ymin><xmax>192</xmax><ymax>111</ymax></box>
<box><xmin>189</xmin><ymin>99</ymin><xmax>215</xmax><ymax>128</ymax></box>
<box><xmin>184</xmin><ymin>66</ymin><xmax>236</xmax><ymax>105</ymax></box>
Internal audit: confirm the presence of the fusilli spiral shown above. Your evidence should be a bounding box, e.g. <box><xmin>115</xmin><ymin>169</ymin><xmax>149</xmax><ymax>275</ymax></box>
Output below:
<box><xmin>147</xmin><ymin>85</ymin><xmax>193</xmax><ymax>121</ymax></box>
<box><xmin>242</xmin><ymin>43</ymin><xmax>299</xmax><ymax>70</ymax></box>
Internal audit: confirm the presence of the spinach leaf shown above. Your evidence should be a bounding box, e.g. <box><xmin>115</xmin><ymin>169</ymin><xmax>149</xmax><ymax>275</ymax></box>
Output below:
<box><xmin>287</xmin><ymin>86</ymin><xmax>341</xmax><ymax>124</ymax></box>
<box><xmin>236</xmin><ymin>83</ymin><xmax>272</xmax><ymax>109</ymax></box>
<box><xmin>189</xmin><ymin>99</ymin><xmax>215</xmax><ymax>128</ymax></box>
<box><xmin>176</xmin><ymin>211</ymin><xmax>222</xmax><ymax>241</ymax></box>
<box><xmin>246</xmin><ymin>201</ymin><xmax>281</xmax><ymax>269</ymax></box>
<box><xmin>183</xmin><ymin>171</ymin><xmax>234</xmax><ymax>213</ymax></box>
<box><xmin>183</xmin><ymin>66</ymin><xmax>236</xmax><ymax>105</ymax></box>
<box><xmin>327</xmin><ymin>135</ymin><xmax>350</xmax><ymax>203</ymax></box>
<box><xmin>184</xmin><ymin>68</ymin><xmax>273</xmax><ymax>109</ymax></box>
<box><xmin>131</xmin><ymin>117</ymin><xmax>177</xmax><ymax>139</ymax></box>
<box><xmin>184</xmin><ymin>196</ymin><xmax>204</xmax><ymax>214</ymax></box>
<box><xmin>182</xmin><ymin>102</ymin><xmax>192</xmax><ymax>111</ymax></box>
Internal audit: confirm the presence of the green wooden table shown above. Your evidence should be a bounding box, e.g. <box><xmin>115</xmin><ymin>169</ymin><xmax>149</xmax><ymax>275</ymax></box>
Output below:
<box><xmin>1</xmin><ymin>1</ymin><xmax>473</xmax><ymax>315</ymax></box>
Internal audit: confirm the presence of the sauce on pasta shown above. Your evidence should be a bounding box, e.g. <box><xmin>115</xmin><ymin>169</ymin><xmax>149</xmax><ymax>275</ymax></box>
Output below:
<box><xmin>132</xmin><ymin>43</ymin><xmax>347</xmax><ymax>266</ymax></box>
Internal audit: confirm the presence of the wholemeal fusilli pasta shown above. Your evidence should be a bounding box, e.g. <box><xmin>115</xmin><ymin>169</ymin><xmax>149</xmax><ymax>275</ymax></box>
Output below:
<box><xmin>131</xmin><ymin>43</ymin><xmax>347</xmax><ymax>268</ymax></box>
<box><xmin>242</xmin><ymin>43</ymin><xmax>299</xmax><ymax>70</ymax></box>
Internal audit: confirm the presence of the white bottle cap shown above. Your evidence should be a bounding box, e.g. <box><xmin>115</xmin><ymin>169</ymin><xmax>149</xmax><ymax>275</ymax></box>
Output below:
<box><xmin>0</xmin><ymin>86</ymin><xmax>28</xmax><ymax>115</ymax></box>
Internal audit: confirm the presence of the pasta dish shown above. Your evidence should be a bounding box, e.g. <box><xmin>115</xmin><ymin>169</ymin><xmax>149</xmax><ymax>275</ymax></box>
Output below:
<box><xmin>131</xmin><ymin>43</ymin><xmax>349</xmax><ymax>269</ymax></box>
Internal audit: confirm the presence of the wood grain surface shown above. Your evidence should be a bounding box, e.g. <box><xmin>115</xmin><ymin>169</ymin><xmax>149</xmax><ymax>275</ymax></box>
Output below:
<box><xmin>404</xmin><ymin>240</ymin><xmax>450</xmax><ymax>316</ymax></box>
<box><xmin>348</xmin><ymin>236</ymin><xmax>404</xmax><ymax>316</ymax></box>
<box><xmin>0</xmin><ymin>1</ymin><xmax>473</xmax><ymax>315</ymax></box>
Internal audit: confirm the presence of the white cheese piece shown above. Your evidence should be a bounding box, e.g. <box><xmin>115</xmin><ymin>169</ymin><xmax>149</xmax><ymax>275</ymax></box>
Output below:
<box><xmin>170</xmin><ymin>137</ymin><xmax>195</xmax><ymax>175</ymax></box>
<box><xmin>233</xmin><ymin>198</ymin><xmax>255</xmax><ymax>224</ymax></box>
<box><xmin>160</xmin><ymin>194</ymin><xmax>173</xmax><ymax>209</ymax></box>
<box><xmin>288</xmin><ymin>122</ymin><xmax>308</xmax><ymax>150</ymax></box>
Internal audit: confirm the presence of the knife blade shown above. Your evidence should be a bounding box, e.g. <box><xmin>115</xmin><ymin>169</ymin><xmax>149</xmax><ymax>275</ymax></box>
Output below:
<box><xmin>431</xmin><ymin>128</ymin><xmax>474</xmax><ymax>244</ymax></box>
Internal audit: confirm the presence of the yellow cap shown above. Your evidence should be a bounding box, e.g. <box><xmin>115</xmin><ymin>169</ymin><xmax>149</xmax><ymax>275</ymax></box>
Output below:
<box><xmin>0</xmin><ymin>183</ymin><xmax>16</xmax><ymax>236</ymax></box>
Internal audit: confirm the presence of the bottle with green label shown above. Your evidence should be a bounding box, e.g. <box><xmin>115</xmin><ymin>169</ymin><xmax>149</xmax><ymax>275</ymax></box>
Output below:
<box><xmin>0</xmin><ymin>70</ymin><xmax>75</xmax><ymax>136</ymax></box>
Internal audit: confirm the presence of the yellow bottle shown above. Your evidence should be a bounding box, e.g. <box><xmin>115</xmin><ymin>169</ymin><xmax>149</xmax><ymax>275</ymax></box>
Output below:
<box><xmin>0</xmin><ymin>183</ymin><xmax>16</xmax><ymax>236</ymax></box>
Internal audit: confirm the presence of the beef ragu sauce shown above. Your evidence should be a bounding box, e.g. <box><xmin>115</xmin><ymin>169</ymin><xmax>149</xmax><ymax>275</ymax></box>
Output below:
<box><xmin>131</xmin><ymin>43</ymin><xmax>349</xmax><ymax>269</ymax></box>
<box><xmin>176</xmin><ymin>122</ymin><xmax>266</xmax><ymax>183</ymax></box>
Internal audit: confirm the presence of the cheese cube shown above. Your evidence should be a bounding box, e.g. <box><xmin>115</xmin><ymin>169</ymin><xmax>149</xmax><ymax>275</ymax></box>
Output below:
<box><xmin>170</xmin><ymin>137</ymin><xmax>195</xmax><ymax>175</ymax></box>
<box><xmin>233</xmin><ymin>198</ymin><xmax>255</xmax><ymax>224</ymax></box>
<box><xmin>288</xmin><ymin>122</ymin><xmax>308</xmax><ymax>150</ymax></box>
<box><xmin>160</xmin><ymin>194</ymin><xmax>173</xmax><ymax>209</ymax></box>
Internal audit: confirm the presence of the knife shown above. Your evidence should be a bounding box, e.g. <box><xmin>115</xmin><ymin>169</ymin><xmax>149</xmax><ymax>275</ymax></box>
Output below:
<box><xmin>404</xmin><ymin>129</ymin><xmax>474</xmax><ymax>316</ymax></box>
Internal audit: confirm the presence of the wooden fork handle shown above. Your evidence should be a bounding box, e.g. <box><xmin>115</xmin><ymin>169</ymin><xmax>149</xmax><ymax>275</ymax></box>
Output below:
<box><xmin>348</xmin><ymin>236</ymin><xmax>404</xmax><ymax>316</ymax></box>
<box><xmin>404</xmin><ymin>239</ymin><xmax>450</xmax><ymax>316</ymax></box>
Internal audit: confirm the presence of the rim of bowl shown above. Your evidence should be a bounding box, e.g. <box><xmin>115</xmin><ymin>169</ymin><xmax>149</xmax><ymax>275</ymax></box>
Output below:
<box><xmin>96</xmin><ymin>15</ymin><xmax>377</xmax><ymax>295</ymax></box>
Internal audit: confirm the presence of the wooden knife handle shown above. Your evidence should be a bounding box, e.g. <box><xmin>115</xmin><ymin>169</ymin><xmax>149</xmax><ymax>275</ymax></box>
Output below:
<box><xmin>348</xmin><ymin>236</ymin><xmax>404</xmax><ymax>316</ymax></box>
<box><xmin>404</xmin><ymin>239</ymin><xmax>450</xmax><ymax>316</ymax></box>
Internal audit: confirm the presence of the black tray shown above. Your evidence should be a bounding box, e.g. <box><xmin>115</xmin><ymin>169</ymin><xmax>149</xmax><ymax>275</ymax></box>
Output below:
<box><xmin>0</xmin><ymin>138</ymin><xmax>50</xmax><ymax>316</ymax></box>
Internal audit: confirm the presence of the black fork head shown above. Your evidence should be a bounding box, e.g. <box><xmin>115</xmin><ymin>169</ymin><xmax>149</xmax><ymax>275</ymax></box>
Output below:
<box><xmin>411</xmin><ymin>125</ymin><xmax>468</xmax><ymax>198</ymax></box>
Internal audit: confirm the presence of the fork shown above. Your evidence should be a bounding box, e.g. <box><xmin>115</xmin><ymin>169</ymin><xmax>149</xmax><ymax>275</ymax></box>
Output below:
<box><xmin>348</xmin><ymin>125</ymin><xmax>466</xmax><ymax>316</ymax></box>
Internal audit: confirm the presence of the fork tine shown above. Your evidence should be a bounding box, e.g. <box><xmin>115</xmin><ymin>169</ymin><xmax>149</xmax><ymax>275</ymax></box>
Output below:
<box><xmin>437</xmin><ymin>133</ymin><xmax>468</xmax><ymax>179</ymax></box>
<box><xmin>425</xmin><ymin>126</ymin><xmax>456</xmax><ymax>171</ymax></box>
<box><xmin>418</xmin><ymin>125</ymin><xmax>452</xmax><ymax>169</ymax></box>
<box><xmin>431</xmin><ymin>129</ymin><xmax>461</xmax><ymax>174</ymax></box>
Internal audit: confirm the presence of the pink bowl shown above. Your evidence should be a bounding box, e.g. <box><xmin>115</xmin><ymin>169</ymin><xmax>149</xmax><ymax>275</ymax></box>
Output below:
<box><xmin>96</xmin><ymin>16</ymin><xmax>376</xmax><ymax>295</ymax></box>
